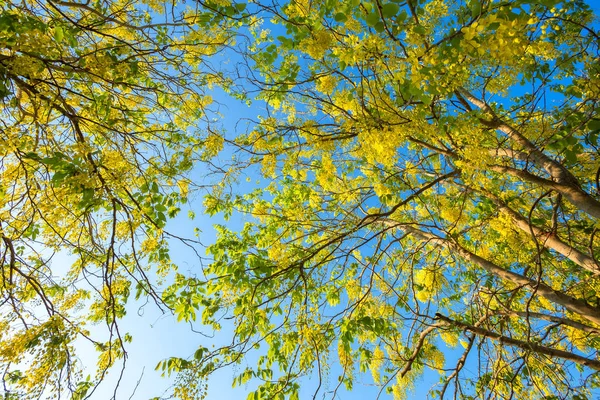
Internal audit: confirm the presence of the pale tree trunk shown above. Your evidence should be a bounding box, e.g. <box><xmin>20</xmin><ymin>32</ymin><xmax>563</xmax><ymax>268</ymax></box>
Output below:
<box><xmin>486</xmin><ymin>192</ymin><xmax>600</xmax><ymax>275</ymax></box>
<box><xmin>458</xmin><ymin>88</ymin><xmax>600</xmax><ymax>220</ymax></box>
<box><xmin>392</xmin><ymin>224</ymin><xmax>600</xmax><ymax>327</ymax></box>
<box><xmin>436</xmin><ymin>313</ymin><xmax>600</xmax><ymax>371</ymax></box>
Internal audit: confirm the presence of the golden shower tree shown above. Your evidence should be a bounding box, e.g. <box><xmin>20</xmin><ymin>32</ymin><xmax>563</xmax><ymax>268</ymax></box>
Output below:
<box><xmin>165</xmin><ymin>0</ymin><xmax>600</xmax><ymax>398</ymax></box>
<box><xmin>0</xmin><ymin>0</ymin><xmax>239</xmax><ymax>397</ymax></box>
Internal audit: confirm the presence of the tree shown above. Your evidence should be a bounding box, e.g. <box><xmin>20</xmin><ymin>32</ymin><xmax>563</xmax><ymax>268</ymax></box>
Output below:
<box><xmin>166</xmin><ymin>0</ymin><xmax>600</xmax><ymax>399</ymax></box>
<box><xmin>0</xmin><ymin>0</ymin><xmax>237</xmax><ymax>398</ymax></box>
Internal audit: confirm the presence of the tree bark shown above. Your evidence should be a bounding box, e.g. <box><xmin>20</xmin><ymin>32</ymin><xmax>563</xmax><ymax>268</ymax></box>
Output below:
<box><xmin>493</xmin><ymin>197</ymin><xmax>600</xmax><ymax>275</ymax></box>
<box><xmin>398</xmin><ymin>225</ymin><xmax>600</xmax><ymax>327</ymax></box>
<box><xmin>459</xmin><ymin>88</ymin><xmax>600</xmax><ymax>220</ymax></box>
<box><xmin>436</xmin><ymin>313</ymin><xmax>600</xmax><ymax>371</ymax></box>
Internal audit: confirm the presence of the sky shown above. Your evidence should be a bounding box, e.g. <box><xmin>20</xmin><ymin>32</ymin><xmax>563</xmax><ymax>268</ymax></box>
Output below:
<box><xmin>78</xmin><ymin>90</ymin><xmax>255</xmax><ymax>399</ymax></box>
<box><xmin>82</xmin><ymin>68</ymin><xmax>440</xmax><ymax>400</ymax></box>
<box><xmin>81</xmin><ymin>76</ymin><xmax>417</xmax><ymax>400</ymax></box>
<box><xmin>76</xmin><ymin>1</ymin><xmax>600</xmax><ymax>399</ymax></box>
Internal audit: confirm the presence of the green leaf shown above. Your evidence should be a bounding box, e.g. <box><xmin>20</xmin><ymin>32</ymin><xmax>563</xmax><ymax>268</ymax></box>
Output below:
<box><xmin>365</xmin><ymin>12</ymin><xmax>380</xmax><ymax>27</ymax></box>
<box><xmin>0</xmin><ymin>80</ymin><xmax>10</xmax><ymax>99</ymax></box>
<box><xmin>564</xmin><ymin>149</ymin><xmax>578</xmax><ymax>164</ymax></box>
<box><xmin>79</xmin><ymin>188</ymin><xmax>95</xmax><ymax>208</ymax></box>
<box><xmin>51</xmin><ymin>171</ymin><xmax>69</xmax><ymax>183</ymax></box>
<box><xmin>539</xmin><ymin>0</ymin><xmax>560</xmax><ymax>7</ymax></box>
<box><xmin>396</xmin><ymin>9</ymin><xmax>407</xmax><ymax>22</ymax></box>
<box><xmin>334</xmin><ymin>12</ymin><xmax>347</xmax><ymax>22</ymax></box>
<box><xmin>572</xmin><ymin>395</ymin><xmax>589</xmax><ymax>400</ymax></box>
<box><xmin>194</xmin><ymin>347</ymin><xmax>206</xmax><ymax>360</ymax></box>
<box><xmin>413</xmin><ymin>25</ymin><xmax>426</xmax><ymax>35</ymax></box>
<box><xmin>72</xmin><ymin>380</ymin><xmax>92</xmax><ymax>400</ymax></box>
<box><xmin>381</xmin><ymin>3</ymin><xmax>399</xmax><ymax>18</ymax></box>
<box><xmin>587</xmin><ymin>119</ymin><xmax>600</xmax><ymax>131</ymax></box>
<box><xmin>54</xmin><ymin>26</ymin><xmax>64</xmax><ymax>42</ymax></box>
<box><xmin>469</xmin><ymin>0</ymin><xmax>481</xmax><ymax>17</ymax></box>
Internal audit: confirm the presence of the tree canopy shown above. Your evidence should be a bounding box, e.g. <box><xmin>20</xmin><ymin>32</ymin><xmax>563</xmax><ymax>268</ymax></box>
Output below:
<box><xmin>0</xmin><ymin>0</ymin><xmax>234</xmax><ymax>397</ymax></box>
<box><xmin>2</xmin><ymin>0</ymin><xmax>600</xmax><ymax>399</ymax></box>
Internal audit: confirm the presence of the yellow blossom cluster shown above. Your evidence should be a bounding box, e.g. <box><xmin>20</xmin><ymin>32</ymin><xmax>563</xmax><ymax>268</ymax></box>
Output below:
<box><xmin>315</xmin><ymin>74</ymin><xmax>338</xmax><ymax>95</ymax></box>
<box><xmin>357</xmin><ymin>128</ymin><xmax>403</xmax><ymax>168</ymax></box>
<box><xmin>369</xmin><ymin>346</ymin><xmax>385</xmax><ymax>383</ymax></box>
<box><xmin>301</xmin><ymin>30</ymin><xmax>332</xmax><ymax>59</ymax></box>
<box><xmin>413</xmin><ymin>267</ymin><xmax>445</xmax><ymax>302</ymax></box>
<box><xmin>439</xmin><ymin>330</ymin><xmax>459</xmax><ymax>347</ymax></box>
<box><xmin>203</xmin><ymin>133</ymin><xmax>224</xmax><ymax>158</ymax></box>
<box><xmin>337</xmin><ymin>340</ymin><xmax>354</xmax><ymax>371</ymax></box>
<box><xmin>284</xmin><ymin>0</ymin><xmax>311</xmax><ymax>18</ymax></box>
<box><xmin>315</xmin><ymin>153</ymin><xmax>337</xmax><ymax>190</ymax></box>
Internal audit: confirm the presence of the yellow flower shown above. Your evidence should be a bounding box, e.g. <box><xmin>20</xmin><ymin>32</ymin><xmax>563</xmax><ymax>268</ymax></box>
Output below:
<box><xmin>315</xmin><ymin>74</ymin><xmax>337</xmax><ymax>95</ymax></box>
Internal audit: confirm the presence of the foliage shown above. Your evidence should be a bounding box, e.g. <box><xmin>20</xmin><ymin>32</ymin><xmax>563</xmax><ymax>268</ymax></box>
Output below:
<box><xmin>3</xmin><ymin>0</ymin><xmax>600</xmax><ymax>399</ymax></box>
<box><xmin>166</xmin><ymin>0</ymin><xmax>600</xmax><ymax>399</ymax></box>
<box><xmin>0</xmin><ymin>0</ymin><xmax>236</xmax><ymax>397</ymax></box>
